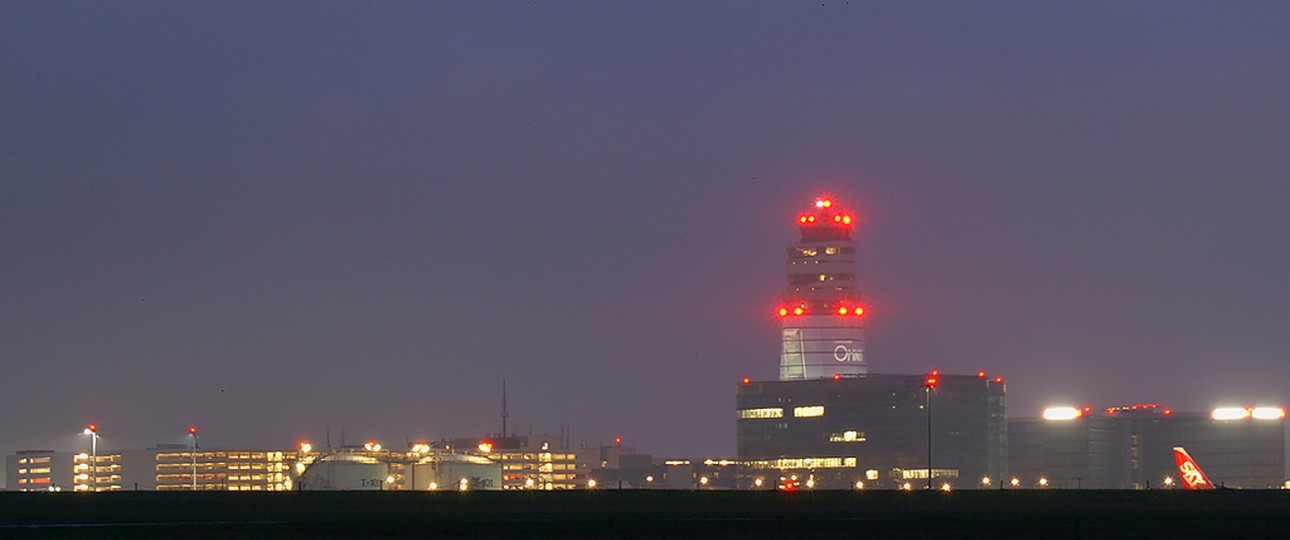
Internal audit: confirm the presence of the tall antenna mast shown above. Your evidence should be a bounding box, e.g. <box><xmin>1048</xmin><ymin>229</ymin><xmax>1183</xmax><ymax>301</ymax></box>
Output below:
<box><xmin>501</xmin><ymin>378</ymin><xmax>509</xmax><ymax>437</ymax></box>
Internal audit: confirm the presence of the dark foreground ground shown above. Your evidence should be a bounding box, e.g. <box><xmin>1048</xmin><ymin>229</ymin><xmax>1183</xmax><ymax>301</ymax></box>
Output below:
<box><xmin>1</xmin><ymin>490</ymin><xmax>1287</xmax><ymax>539</ymax></box>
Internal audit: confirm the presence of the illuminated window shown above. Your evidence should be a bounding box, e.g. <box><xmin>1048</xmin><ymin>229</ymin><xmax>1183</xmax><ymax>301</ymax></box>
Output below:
<box><xmin>791</xmin><ymin>247</ymin><xmax>819</xmax><ymax>258</ymax></box>
<box><xmin>828</xmin><ymin>431</ymin><xmax>865</xmax><ymax>442</ymax></box>
<box><xmin>738</xmin><ymin>408</ymin><xmax>784</xmax><ymax>419</ymax></box>
<box><xmin>30</xmin><ymin>467</ymin><xmax>51</xmax><ymax>474</ymax></box>
<box><xmin>793</xmin><ymin>405</ymin><xmax>825</xmax><ymax>418</ymax></box>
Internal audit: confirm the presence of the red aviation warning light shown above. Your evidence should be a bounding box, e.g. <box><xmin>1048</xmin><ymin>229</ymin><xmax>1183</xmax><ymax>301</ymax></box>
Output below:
<box><xmin>88</xmin><ymin>424</ymin><xmax>98</xmax><ymax>433</ymax></box>
<box><xmin>833</xmin><ymin>373</ymin><xmax>842</xmax><ymax>381</ymax></box>
<box><xmin>615</xmin><ymin>436</ymin><xmax>623</xmax><ymax>445</ymax></box>
<box><xmin>837</xmin><ymin>307</ymin><xmax>848</xmax><ymax>315</ymax></box>
<box><xmin>924</xmin><ymin>373</ymin><xmax>939</xmax><ymax>389</ymax></box>
<box><xmin>977</xmin><ymin>371</ymin><xmax>986</xmax><ymax>378</ymax></box>
<box><xmin>189</xmin><ymin>425</ymin><xmax>197</xmax><ymax>435</ymax></box>
<box><xmin>742</xmin><ymin>377</ymin><xmax>751</xmax><ymax>385</ymax></box>
<box><xmin>793</xmin><ymin>306</ymin><xmax>804</xmax><ymax>315</ymax></box>
<box><xmin>777</xmin><ymin>307</ymin><xmax>788</xmax><ymax>317</ymax></box>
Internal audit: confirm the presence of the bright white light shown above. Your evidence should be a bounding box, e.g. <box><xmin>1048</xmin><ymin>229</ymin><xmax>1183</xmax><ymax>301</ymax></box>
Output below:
<box><xmin>815</xmin><ymin>200</ymin><xmax>825</xmax><ymax>208</ymax></box>
<box><xmin>478</xmin><ymin>443</ymin><xmax>493</xmax><ymax>453</ymax></box>
<box><xmin>901</xmin><ymin>482</ymin><xmax>912</xmax><ymax>491</ymax></box>
<box><xmin>982</xmin><ymin>477</ymin><xmax>991</xmax><ymax>486</ymax></box>
<box><xmin>1252</xmin><ymin>407</ymin><xmax>1285</xmax><ymax>420</ymax></box>
<box><xmin>587</xmin><ymin>479</ymin><xmax>597</xmax><ymax>489</ymax></box>
<box><xmin>1010</xmin><ymin>478</ymin><xmax>1019</xmax><ymax>487</ymax></box>
<box><xmin>854</xmin><ymin>481</ymin><xmax>864</xmax><ymax>490</ymax></box>
<box><xmin>1212</xmin><ymin>407</ymin><xmax>1250</xmax><ymax>420</ymax></box>
<box><xmin>646</xmin><ymin>476</ymin><xmax>655</xmax><ymax>483</ymax></box>
<box><xmin>428</xmin><ymin>482</ymin><xmax>438</xmax><ymax>490</ymax></box>
<box><xmin>754</xmin><ymin>478</ymin><xmax>763</xmax><ymax>487</ymax></box>
<box><xmin>299</xmin><ymin>443</ymin><xmax>312</xmax><ymax>453</ymax></box>
<box><xmin>699</xmin><ymin>476</ymin><xmax>709</xmax><ymax>485</ymax></box>
<box><xmin>525</xmin><ymin>478</ymin><xmax>535</xmax><ymax>488</ymax></box>
<box><xmin>1038</xmin><ymin>477</ymin><xmax>1049</xmax><ymax>487</ymax></box>
<box><xmin>83</xmin><ymin>429</ymin><xmax>92</xmax><ymax>435</ymax></box>
<box><xmin>1163</xmin><ymin>477</ymin><xmax>1174</xmax><ymax>487</ymax></box>
<box><xmin>458</xmin><ymin>478</ymin><xmax>469</xmax><ymax>491</ymax></box>
<box><xmin>805</xmin><ymin>479</ymin><xmax>815</xmax><ymax>489</ymax></box>
<box><xmin>1043</xmin><ymin>407</ymin><xmax>1082</xmax><ymax>420</ymax></box>
<box><xmin>940</xmin><ymin>483</ymin><xmax>952</xmax><ymax>492</ymax></box>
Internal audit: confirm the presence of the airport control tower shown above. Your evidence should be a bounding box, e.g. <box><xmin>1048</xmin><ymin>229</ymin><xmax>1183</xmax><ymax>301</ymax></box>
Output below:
<box><xmin>776</xmin><ymin>196</ymin><xmax>867</xmax><ymax>380</ymax></box>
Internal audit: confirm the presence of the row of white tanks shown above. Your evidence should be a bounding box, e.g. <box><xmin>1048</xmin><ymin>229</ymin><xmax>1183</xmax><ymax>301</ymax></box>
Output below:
<box><xmin>297</xmin><ymin>453</ymin><xmax>502</xmax><ymax>491</ymax></box>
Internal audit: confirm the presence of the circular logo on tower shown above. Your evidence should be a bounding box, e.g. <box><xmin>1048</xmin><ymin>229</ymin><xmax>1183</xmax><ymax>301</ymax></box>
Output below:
<box><xmin>834</xmin><ymin>345</ymin><xmax>850</xmax><ymax>362</ymax></box>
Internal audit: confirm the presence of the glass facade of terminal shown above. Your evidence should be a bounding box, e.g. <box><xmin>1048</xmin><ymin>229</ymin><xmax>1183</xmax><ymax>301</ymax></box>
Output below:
<box><xmin>737</xmin><ymin>374</ymin><xmax>1007</xmax><ymax>489</ymax></box>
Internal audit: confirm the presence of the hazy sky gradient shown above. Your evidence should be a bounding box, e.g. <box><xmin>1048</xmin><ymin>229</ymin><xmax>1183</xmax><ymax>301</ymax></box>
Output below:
<box><xmin>3</xmin><ymin>2</ymin><xmax>1289</xmax><ymax>481</ymax></box>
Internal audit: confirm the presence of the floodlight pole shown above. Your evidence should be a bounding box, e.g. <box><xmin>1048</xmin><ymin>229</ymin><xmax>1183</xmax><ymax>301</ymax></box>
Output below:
<box><xmin>925</xmin><ymin>385</ymin><xmax>932</xmax><ymax>490</ymax></box>
<box><xmin>91</xmin><ymin>432</ymin><xmax>98</xmax><ymax>492</ymax></box>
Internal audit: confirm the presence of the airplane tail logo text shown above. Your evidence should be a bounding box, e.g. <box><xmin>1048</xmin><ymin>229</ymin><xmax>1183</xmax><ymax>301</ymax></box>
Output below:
<box><xmin>1173</xmin><ymin>447</ymin><xmax>1215</xmax><ymax>490</ymax></box>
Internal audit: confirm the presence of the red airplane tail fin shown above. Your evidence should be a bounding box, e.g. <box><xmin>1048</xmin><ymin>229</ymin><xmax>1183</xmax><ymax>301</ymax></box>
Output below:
<box><xmin>1173</xmin><ymin>447</ymin><xmax>1215</xmax><ymax>490</ymax></box>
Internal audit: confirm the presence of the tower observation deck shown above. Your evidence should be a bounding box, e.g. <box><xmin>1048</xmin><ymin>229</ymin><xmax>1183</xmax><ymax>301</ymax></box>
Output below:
<box><xmin>776</xmin><ymin>197</ymin><xmax>866</xmax><ymax>380</ymax></box>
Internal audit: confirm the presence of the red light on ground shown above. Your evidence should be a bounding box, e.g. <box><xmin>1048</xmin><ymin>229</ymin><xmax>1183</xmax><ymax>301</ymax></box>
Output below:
<box><xmin>777</xmin><ymin>307</ymin><xmax>788</xmax><ymax>317</ymax></box>
<box><xmin>189</xmin><ymin>425</ymin><xmax>197</xmax><ymax>435</ymax></box>
<box><xmin>833</xmin><ymin>373</ymin><xmax>841</xmax><ymax>381</ymax></box>
<box><xmin>793</xmin><ymin>307</ymin><xmax>804</xmax><ymax>315</ymax></box>
<box><xmin>837</xmin><ymin>307</ymin><xmax>848</xmax><ymax>315</ymax></box>
<box><xmin>742</xmin><ymin>377</ymin><xmax>751</xmax><ymax>385</ymax></box>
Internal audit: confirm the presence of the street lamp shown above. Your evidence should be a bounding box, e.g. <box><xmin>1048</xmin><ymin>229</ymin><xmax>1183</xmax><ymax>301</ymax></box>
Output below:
<box><xmin>189</xmin><ymin>426</ymin><xmax>199</xmax><ymax>491</ymax></box>
<box><xmin>924</xmin><ymin>371</ymin><xmax>939</xmax><ymax>490</ymax></box>
<box><xmin>1010</xmin><ymin>477</ymin><xmax>1020</xmax><ymax>488</ymax></box>
<box><xmin>82</xmin><ymin>424</ymin><xmax>99</xmax><ymax>492</ymax></box>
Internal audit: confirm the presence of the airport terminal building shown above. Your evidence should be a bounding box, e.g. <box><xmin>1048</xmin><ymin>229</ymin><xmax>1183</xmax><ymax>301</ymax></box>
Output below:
<box><xmin>1009</xmin><ymin>403</ymin><xmax>1285</xmax><ymax>489</ymax></box>
<box><xmin>738</xmin><ymin>373</ymin><xmax>1007</xmax><ymax>489</ymax></box>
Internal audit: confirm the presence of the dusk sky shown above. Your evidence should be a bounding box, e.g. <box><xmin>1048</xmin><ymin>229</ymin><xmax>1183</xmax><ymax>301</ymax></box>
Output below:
<box><xmin>4</xmin><ymin>2</ymin><xmax>1289</xmax><ymax>481</ymax></box>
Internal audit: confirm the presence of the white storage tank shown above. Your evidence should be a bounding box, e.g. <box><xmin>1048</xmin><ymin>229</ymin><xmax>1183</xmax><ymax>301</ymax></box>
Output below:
<box><xmin>297</xmin><ymin>454</ymin><xmax>389</xmax><ymax>491</ymax></box>
<box><xmin>410</xmin><ymin>453</ymin><xmax>502</xmax><ymax>491</ymax></box>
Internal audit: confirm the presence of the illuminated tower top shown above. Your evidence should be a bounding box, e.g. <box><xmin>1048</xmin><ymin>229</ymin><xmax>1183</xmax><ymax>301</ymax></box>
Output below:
<box><xmin>796</xmin><ymin>197</ymin><xmax>855</xmax><ymax>243</ymax></box>
<box><xmin>777</xmin><ymin>196</ymin><xmax>866</xmax><ymax>380</ymax></box>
